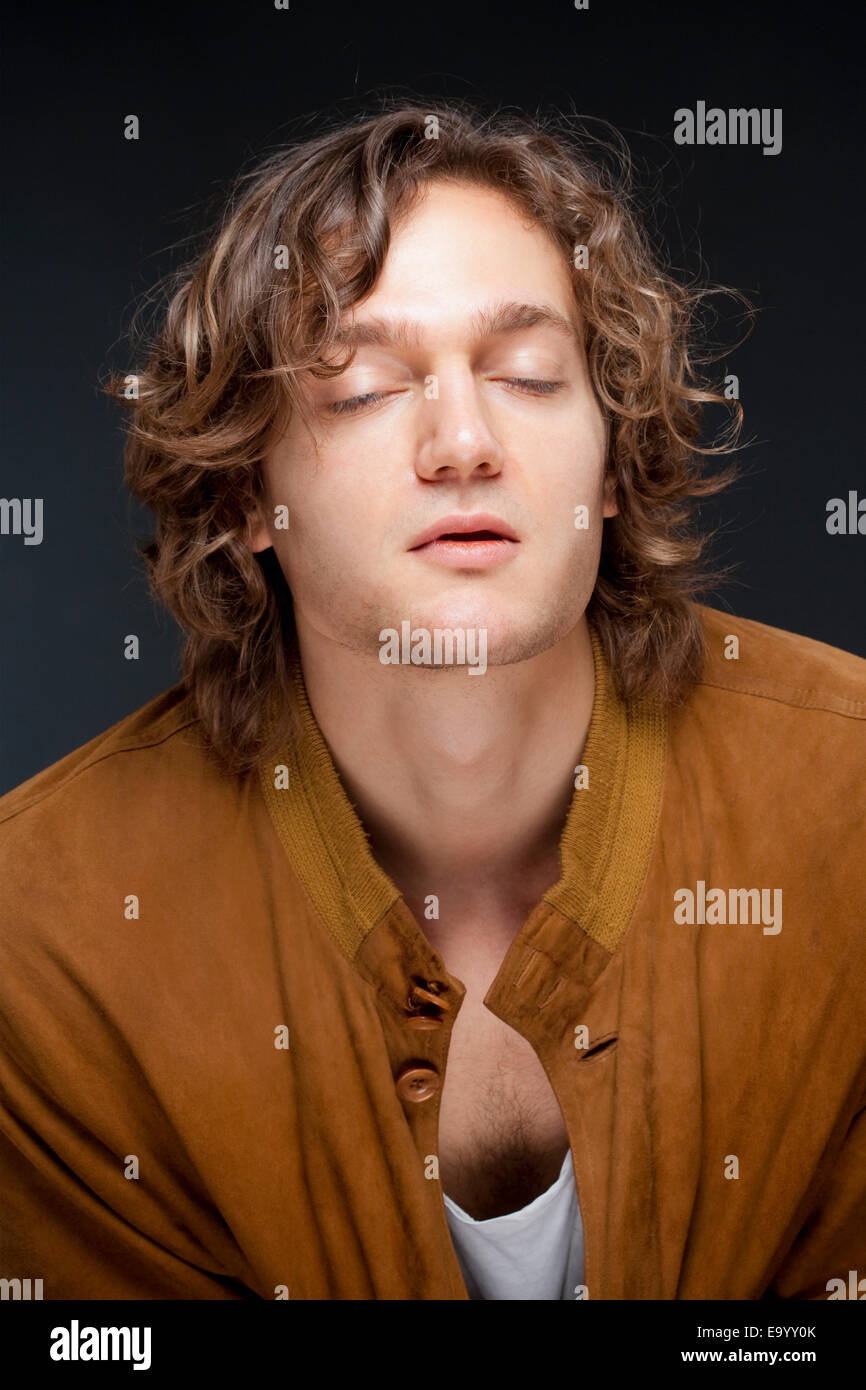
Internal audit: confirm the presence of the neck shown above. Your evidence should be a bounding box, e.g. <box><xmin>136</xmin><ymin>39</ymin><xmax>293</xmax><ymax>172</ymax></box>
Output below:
<box><xmin>293</xmin><ymin>615</ymin><xmax>596</xmax><ymax>937</ymax></box>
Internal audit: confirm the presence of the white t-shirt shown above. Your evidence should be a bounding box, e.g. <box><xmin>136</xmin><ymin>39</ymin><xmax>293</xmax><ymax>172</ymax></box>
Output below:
<box><xmin>443</xmin><ymin>1148</ymin><xmax>585</xmax><ymax>1300</ymax></box>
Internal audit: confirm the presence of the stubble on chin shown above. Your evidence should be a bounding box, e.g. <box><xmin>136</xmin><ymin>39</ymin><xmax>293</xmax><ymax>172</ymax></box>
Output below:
<box><xmin>293</xmin><ymin>543</ymin><xmax>597</xmax><ymax>668</ymax></box>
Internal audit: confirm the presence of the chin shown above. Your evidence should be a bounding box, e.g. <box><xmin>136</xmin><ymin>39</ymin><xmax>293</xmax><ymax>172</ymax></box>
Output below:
<box><xmin>395</xmin><ymin>601</ymin><xmax>579</xmax><ymax>669</ymax></box>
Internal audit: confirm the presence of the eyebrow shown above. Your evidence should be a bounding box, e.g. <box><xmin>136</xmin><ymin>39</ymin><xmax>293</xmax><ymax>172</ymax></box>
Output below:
<box><xmin>333</xmin><ymin>300</ymin><xmax>581</xmax><ymax>351</ymax></box>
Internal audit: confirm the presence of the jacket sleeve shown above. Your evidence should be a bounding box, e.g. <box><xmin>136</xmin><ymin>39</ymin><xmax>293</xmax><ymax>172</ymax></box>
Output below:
<box><xmin>0</xmin><ymin>1120</ymin><xmax>249</xmax><ymax>1301</ymax></box>
<box><xmin>768</xmin><ymin>1097</ymin><xmax>866</xmax><ymax>1300</ymax></box>
<box><xmin>0</xmin><ymin>818</ymin><xmax>252</xmax><ymax>1301</ymax></box>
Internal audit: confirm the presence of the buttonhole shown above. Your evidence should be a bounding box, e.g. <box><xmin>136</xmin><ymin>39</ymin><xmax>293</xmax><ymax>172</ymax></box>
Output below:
<box><xmin>579</xmin><ymin>1035</ymin><xmax>618</xmax><ymax>1061</ymax></box>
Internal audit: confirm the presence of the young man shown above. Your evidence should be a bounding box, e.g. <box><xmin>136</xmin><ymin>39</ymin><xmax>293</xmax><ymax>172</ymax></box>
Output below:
<box><xmin>1</xmin><ymin>102</ymin><xmax>864</xmax><ymax>1302</ymax></box>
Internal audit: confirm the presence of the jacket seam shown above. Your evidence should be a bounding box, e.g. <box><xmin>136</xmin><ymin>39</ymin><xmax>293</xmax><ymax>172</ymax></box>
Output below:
<box><xmin>696</xmin><ymin>678</ymin><xmax>866</xmax><ymax>718</ymax></box>
<box><xmin>0</xmin><ymin>718</ymin><xmax>203</xmax><ymax>828</ymax></box>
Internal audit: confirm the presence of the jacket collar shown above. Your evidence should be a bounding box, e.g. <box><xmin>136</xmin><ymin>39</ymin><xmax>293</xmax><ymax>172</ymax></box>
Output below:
<box><xmin>258</xmin><ymin>620</ymin><xmax>667</xmax><ymax>974</ymax></box>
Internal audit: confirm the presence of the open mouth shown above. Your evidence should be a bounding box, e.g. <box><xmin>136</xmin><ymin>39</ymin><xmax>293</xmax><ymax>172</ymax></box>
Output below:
<box><xmin>432</xmin><ymin>529</ymin><xmax>505</xmax><ymax>543</ymax></box>
<box><xmin>408</xmin><ymin>518</ymin><xmax>519</xmax><ymax>568</ymax></box>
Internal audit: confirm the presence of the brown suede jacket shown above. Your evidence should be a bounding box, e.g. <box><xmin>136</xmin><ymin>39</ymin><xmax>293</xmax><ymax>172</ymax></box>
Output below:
<box><xmin>1</xmin><ymin>603</ymin><xmax>864</xmax><ymax>1300</ymax></box>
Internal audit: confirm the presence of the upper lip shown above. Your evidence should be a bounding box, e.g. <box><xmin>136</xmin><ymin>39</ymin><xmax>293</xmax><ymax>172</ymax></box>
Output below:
<box><xmin>408</xmin><ymin>513</ymin><xmax>519</xmax><ymax>550</ymax></box>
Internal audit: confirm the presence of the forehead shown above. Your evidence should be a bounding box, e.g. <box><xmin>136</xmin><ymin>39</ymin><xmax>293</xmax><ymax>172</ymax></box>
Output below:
<box><xmin>345</xmin><ymin>178</ymin><xmax>579</xmax><ymax>339</ymax></box>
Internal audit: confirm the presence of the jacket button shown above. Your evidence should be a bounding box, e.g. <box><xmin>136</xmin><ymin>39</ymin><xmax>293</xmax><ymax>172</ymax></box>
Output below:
<box><xmin>396</xmin><ymin>1064</ymin><xmax>441</xmax><ymax>1103</ymax></box>
<box><xmin>404</xmin><ymin>1015</ymin><xmax>442</xmax><ymax>1030</ymax></box>
<box><xmin>408</xmin><ymin>984</ymin><xmax>451</xmax><ymax>1012</ymax></box>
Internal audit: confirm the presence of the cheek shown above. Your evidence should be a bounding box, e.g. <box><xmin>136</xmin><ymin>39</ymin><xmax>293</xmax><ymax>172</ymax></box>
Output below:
<box><xmin>273</xmin><ymin>470</ymin><xmax>384</xmax><ymax>587</ymax></box>
<box><xmin>297</xmin><ymin>443</ymin><xmax>403</xmax><ymax>536</ymax></box>
<box><xmin>524</xmin><ymin>419</ymin><xmax>606</xmax><ymax>512</ymax></box>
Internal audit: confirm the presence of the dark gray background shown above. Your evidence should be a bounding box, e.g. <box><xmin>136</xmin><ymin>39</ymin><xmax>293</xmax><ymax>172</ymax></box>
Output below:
<box><xmin>2</xmin><ymin>0</ymin><xmax>864</xmax><ymax>793</ymax></box>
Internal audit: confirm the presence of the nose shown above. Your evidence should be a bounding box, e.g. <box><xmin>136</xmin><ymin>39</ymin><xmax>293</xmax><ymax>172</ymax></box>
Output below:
<box><xmin>413</xmin><ymin>372</ymin><xmax>506</xmax><ymax>483</ymax></box>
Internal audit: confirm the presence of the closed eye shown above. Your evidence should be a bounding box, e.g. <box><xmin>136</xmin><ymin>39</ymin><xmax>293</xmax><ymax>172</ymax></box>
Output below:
<box><xmin>327</xmin><ymin>391</ymin><xmax>390</xmax><ymax>416</ymax></box>
<box><xmin>502</xmin><ymin>378</ymin><xmax>565</xmax><ymax>395</ymax></box>
<box><xmin>327</xmin><ymin>378</ymin><xmax>565</xmax><ymax>417</ymax></box>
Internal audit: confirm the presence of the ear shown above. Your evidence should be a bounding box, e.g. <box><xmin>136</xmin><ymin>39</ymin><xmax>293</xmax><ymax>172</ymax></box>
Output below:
<box><xmin>602</xmin><ymin>471</ymin><xmax>618</xmax><ymax>519</ymax></box>
<box><xmin>244</xmin><ymin>510</ymin><xmax>272</xmax><ymax>554</ymax></box>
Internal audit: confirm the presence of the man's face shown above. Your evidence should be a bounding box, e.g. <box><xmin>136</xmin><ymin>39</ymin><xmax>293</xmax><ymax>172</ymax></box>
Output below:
<box><xmin>249</xmin><ymin>178</ymin><xmax>615</xmax><ymax>665</ymax></box>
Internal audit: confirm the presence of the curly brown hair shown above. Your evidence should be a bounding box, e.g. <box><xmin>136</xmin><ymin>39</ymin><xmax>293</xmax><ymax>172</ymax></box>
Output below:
<box><xmin>104</xmin><ymin>98</ymin><xmax>748</xmax><ymax>777</ymax></box>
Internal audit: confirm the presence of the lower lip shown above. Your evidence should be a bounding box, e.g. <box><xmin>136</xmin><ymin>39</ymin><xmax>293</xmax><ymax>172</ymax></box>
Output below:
<box><xmin>410</xmin><ymin>537</ymin><xmax>519</xmax><ymax>568</ymax></box>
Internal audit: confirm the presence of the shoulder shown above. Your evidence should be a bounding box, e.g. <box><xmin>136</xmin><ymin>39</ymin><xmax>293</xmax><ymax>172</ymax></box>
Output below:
<box><xmin>693</xmin><ymin>603</ymin><xmax>866</xmax><ymax>719</ymax></box>
<box><xmin>0</xmin><ymin>684</ymin><xmax>274</xmax><ymax>1040</ymax></box>
<box><xmin>0</xmin><ymin>685</ymin><xmax>249</xmax><ymax>936</ymax></box>
<box><xmin>670</xmin><ymin>606</ymin><xmax>865</xmax><ymax>924</ymax></box>
<box><xmin>668</xmin><ymin>605</ymin><xmax>865</xmax><ymax>866</ymax></box>
<box><xmin>671</xmin><ymin>608</ymin><xmax>866</xmax><ymax>1086</ymax></box>
<box><xmin>0</xmin><ymin>684</ymin><xmax>220</xmax><ymax>835</ymax></box>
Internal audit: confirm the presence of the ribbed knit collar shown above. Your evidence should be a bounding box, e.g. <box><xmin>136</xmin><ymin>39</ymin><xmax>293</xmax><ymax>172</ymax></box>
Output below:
<box><xmin>258</xmin><ymin>621</ymin><xmax>667</xmax><ymax>963</ymax></box>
